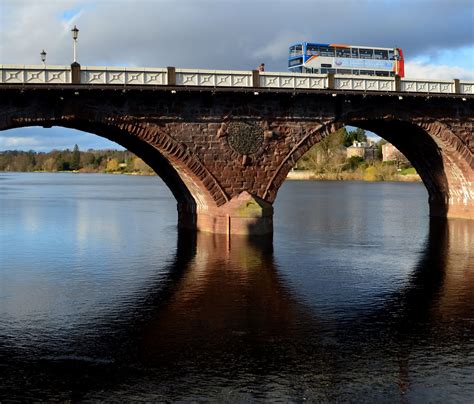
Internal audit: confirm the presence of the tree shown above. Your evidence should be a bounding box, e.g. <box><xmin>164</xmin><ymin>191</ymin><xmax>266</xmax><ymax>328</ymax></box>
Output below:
<box><xmin>71</xmin><ymin>144</ymin><xmax>81</xmax><ymax>170</ymax></box>
<box><xmin>343</xmin><ymin>128</ymin><xmax>367</xmax><ymax>147</ymax></box>
<box><xmin>106</xmin><ymin>158</ymin><xmax>119</xmax><ymax>172</ymax></box>
<box><xmin>345</xmin><ymin>156</ymin><xmax>365</xmax><ymax>171</ymax></box>
<box><xmin>132</xmin><ymin>157</ymin><xmax>154</xmax><ymax>174</ymax></box>
<box><xmin>376</xmin><ymin>139</ymin><xmax>388</xmax><ymax>160</ymax></box>
<box><xmin>42</xmin><ymin>157</ymin><xmax>57</xmax><ymax>172</ymax></box>
<box><xmin>298</xmin><ymin>128</ymin><xmax>347</xmax><ymax>174</ymax></box>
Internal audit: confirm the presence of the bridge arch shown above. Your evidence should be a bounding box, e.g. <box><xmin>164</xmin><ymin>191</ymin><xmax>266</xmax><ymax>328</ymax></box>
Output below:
<box><xmin>264</xmin><ymin>99</ymin><xmax>472</xmax><ymax>222</ymax></box>
<box><xmin>0</xmin><ymin>120</ymin><xmax>197</xmax><ymax>207</ymax></box>
<box><xmin>0</xmin><ymin>106</ymin><xmax>236</xmax><ymax>231</ymax></box>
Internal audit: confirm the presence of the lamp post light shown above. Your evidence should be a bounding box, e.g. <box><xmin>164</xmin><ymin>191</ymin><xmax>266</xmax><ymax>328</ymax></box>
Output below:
<box><xmin>71</xmin><ymin>25</ymin><xmax>79</xmax><ymax>63</ymax></box>
<box><xmin>40</xmin><ymin>49</ymin><xmax>47</xmax><ymax>67</ymax></box>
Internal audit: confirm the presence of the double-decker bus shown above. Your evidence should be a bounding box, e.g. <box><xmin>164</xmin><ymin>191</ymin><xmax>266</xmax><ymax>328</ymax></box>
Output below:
<box><xmin>288</xmin><ymin>42</ymin><xmax>404</xmax><ymax>77</ymax></box>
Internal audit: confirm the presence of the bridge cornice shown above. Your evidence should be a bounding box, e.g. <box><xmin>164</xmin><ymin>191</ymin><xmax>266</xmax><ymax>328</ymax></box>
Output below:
<box><xmin>1</xmin><ymin>83</ymin><xmax>472</xmax><ymax>101</ymax></box>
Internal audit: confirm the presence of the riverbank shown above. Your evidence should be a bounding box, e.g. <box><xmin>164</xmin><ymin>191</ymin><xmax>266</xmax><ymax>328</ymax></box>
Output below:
<box><xmin>1</xmin><ymin>169</ymin><xmax>421</xmax><ymax>182</ymax></box>
<box><xmin>286</xmin><ymin>169</ymin><xmax>421</xmax><ymax>182</ymax></box>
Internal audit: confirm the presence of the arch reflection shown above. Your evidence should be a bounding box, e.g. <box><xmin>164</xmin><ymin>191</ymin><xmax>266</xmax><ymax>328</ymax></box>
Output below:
<box><xmin>123</xmin><ymin>219</ymin><xmax>473</xmax><ymax>401</ymax></box>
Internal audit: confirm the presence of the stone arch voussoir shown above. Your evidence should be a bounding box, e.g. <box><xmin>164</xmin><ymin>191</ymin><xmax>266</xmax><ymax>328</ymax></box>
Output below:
<box><xmin>2</xmin><ymin>104</ymin><xmax>231</xmax><ymax>212</ymax></box>
<box><xmin>263</xmin><ymin>120</ymin><xmax>343</xmax><ymax>203</ymax></box>
<box><xmin>102</xmin><ymin>116</ymin><xmax>230</xmax><ymax>209</ymax></box>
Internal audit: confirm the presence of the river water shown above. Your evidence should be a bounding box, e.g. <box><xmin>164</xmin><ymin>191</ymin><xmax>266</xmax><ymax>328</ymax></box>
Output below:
<box><xmin>0</xmin><ymin>173</ymin><xmax>473</xmax><ymax>402</ymax></box>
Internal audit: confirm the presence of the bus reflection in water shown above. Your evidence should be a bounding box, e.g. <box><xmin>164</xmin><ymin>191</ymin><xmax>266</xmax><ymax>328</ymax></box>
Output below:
<box><xmin>288</xmin><ymin>42</ymin><xmax>405</xmax><ymax>77</ymax></box>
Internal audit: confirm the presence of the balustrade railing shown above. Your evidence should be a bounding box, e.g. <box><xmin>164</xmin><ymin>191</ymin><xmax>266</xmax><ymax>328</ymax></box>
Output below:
<box><xmin>1</xmin><ymin>64</ymin><xmax>472</xmax><ymax>95</ymax></box>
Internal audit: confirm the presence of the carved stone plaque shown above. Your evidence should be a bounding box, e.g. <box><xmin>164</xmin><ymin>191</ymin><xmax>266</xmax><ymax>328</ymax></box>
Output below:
<box><xmin>227</xmin><ymin>122</ymin><xmax>264</xmax><ymax>155</ymax></box>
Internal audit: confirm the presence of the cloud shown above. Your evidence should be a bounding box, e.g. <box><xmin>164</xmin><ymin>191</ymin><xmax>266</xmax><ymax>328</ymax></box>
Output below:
<box><xmin>59</xmin><ymin>8</ymin><xmax>84</xmax><ymax>33</ymax></box>
<box><xmin>0</xmin><ymin>136</ymin><xmax>41</xmax><ymax>148</ymax></box>
<box><xmin>0</xmin><ymin>127</ymin><xmax>122</xmax><ymax>151</ymax></box>
<box><xmin>405</xmin><ymin>61</ymin><xmax>474</xmax><ymax>80</ymax></box>
<box><xmin>252</xmin><ymin>31</ymin><xmax>306</xmax><ymax>61</ymax></box>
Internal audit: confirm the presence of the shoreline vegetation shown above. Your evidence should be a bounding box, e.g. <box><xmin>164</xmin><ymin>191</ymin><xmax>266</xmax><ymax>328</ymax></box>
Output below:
<box><xmin>290</xmin><ymin>127</ymin><xmax>421</xmax><ymax>182</ymax></box>
<box><xmin>287</xmin><ymin>169</ymin><xmax>421</xmax><ymax>182</ymax></box>
<box><xmin>0</xmin><ymin>128</ymin><xmax>421</xmax><ymax>182</ymax></box>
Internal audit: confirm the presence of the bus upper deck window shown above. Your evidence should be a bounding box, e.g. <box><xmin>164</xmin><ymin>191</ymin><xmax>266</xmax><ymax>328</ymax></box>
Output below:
<box><xmin>306</xmin><ymin>44</ymin><xmax>319</xmax><ymax>56</ymax></box>
<box><xmin>388</xmin><ymin>50</ymin><xmax>395</xmax><ymax>60</ymax></box>
<box><xmin>336</xmin><ymin>48</ymin><xmax>351</xmax><ymax>58</ymax></box>
<box><xmin>319</xmin><ymin>46</ymin><xmax>334</xmax><ymax>57</ymax></box>
<box><xmin>290</xmin><ymin>45</ymin><xmax>303</xmax><ymax>57</ymax></box>
<box><xmin>374</xmin><ymin>50</ymin><xmax>388</xmax><ymax>60</ymax></box>
<box><xmin>351</xmin><ymin>48</ymin><xmax>359</xmax><ymax>58</ymax></box>
<box><xmin>359</xmin><ymin>48</ymin><xmax>373</xmax><ymax>59</ymax></box>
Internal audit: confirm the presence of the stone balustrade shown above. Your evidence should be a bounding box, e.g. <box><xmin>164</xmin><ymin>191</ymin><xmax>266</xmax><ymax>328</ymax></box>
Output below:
<box><xmin>1</xmin><ymin>64</ymin><xmax>472</xmax><ymax>95</ymax></box>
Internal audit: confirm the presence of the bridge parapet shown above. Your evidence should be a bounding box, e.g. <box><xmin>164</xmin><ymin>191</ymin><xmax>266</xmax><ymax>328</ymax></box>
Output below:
<box><xmin>0</xmin><ymin>65</ymin><xmax>71</xmax><ymax>84</ymax></box>
<box><xmin>400</xmin><ymin>78</ymin><xmax>457</xmax><ymax>94</ymax></box>
<box><xmin>334</xmin><ymin>75</ymin><xmax>395</xmax><ymax>92</ymax></box>
<box><xmin>80</xmin><ymin>66</ymin><xmax>167</xmax><ymax>85</ymax></box>
<box><xmin>1</xmin><ymin>64</ymin><xmax>473</xmax><ymax>95</ymax></box>
<box><xmin>260</xmin><ymin>72</ymin><xmax>329</xmax><ymax>89</ymax></box>
<box><xmin>175</xmin><ymin>68</ymin><xmax>253</xmax><ymax>87</ymax></box>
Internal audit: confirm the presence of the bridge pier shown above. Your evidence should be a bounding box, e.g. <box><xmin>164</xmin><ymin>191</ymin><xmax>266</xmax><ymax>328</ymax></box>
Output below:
<box><xmin>178</xmin><ymin>192</ymin><xmax>273</xmax><ymax>235</ymax></box>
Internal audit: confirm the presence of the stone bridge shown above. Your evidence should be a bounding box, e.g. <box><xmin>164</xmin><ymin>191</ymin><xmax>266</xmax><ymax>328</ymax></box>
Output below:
<box><xmin>1</xmin><ymin>65</ymin><xmax>473</xmax><ymax>234</ymax></box>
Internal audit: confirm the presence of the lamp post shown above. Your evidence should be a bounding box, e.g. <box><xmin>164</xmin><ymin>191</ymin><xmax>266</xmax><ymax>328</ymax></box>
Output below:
<box><xmin>71</xmin><ymin>25</ymin><xmax>79</xmax><ymax>63</ymax></box>
<box><xmin>70</xmin><ymin>25</ymin><xmax>81</xmax><ymax>84</ymax></box>
<box><xmin>40</xmin><ymin>49</ymin><xmax>47</xmax><ymax>67</ymax></box>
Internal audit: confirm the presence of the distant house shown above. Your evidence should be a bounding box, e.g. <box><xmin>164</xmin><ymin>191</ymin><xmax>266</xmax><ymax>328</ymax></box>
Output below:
<box><xmin>346</xmin><ymin>140</ymin><xmax>377</xmax><ymax>161</ymax></box>
<box><xmin>382</xmin><ymin>143</ymin><xmax>408</xmax><ymax>163</ymax></box>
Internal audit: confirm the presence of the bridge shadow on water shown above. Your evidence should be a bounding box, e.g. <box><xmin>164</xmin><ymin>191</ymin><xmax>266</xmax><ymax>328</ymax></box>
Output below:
<box><xmin>0</xmin><ymin>219</ymin><xmax>473</xmax><ymax>401</ymax></box>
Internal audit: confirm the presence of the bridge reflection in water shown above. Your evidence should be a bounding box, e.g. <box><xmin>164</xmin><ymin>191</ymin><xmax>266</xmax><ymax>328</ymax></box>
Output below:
<box><xmin>0</xmin><ymin>219</ymin><xmax>472</xmax><ymax>401</ymax></box>
<box><xmin>119</xmin><ymin>219</ymin><xmax>473</xmax><ymax>401</ymax></box>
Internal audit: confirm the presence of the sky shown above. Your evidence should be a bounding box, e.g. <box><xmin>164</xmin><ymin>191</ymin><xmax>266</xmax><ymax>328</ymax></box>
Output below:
<box><xmin>0</xmin><ymin>0</ymin><xmax>473</xmax><ymax>151</ymax></box>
